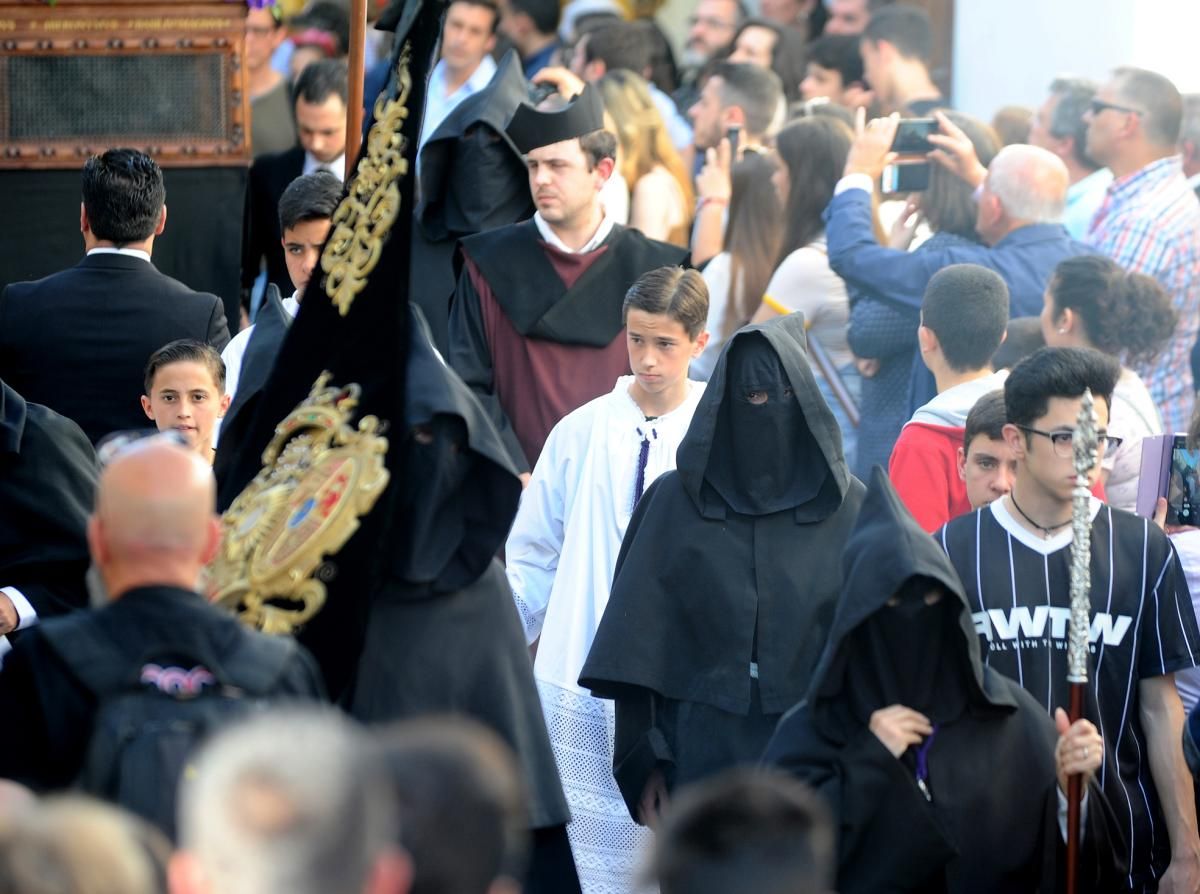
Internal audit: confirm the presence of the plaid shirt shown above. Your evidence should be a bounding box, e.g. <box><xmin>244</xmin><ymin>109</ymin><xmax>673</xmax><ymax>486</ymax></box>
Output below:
<box><xmin>1087</xmin><ymin>155</ymin><xmax>1200</xmax><ymax>432</ymax></box>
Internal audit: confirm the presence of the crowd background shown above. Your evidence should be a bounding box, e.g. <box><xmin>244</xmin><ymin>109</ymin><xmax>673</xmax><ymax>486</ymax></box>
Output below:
<box><xmin>8</xmin><ymin>0</ymin><xmax>1200</xmax><ymax>893</ymax></box>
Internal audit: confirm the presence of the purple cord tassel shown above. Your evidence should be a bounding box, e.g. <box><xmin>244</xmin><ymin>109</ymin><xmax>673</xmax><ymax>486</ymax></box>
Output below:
<box><xmin>632</xmin><ymin>428</ymin><xmax>657</xmax><ymax>510</ymax></box>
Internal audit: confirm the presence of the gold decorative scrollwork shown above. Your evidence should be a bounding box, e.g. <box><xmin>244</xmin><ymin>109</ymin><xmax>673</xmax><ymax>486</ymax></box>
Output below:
<box><xmin>321</xmin><ymin>42</ymin><xmax>415</xmax><ymax>316</ymax></box>
<box><xmin>204</xmin><ymin>372</ymin><xmax>390</xmax><ymax>634</ymax></box>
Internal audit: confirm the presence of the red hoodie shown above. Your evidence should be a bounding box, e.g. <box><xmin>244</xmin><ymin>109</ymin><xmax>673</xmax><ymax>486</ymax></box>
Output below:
<box><xmin>889</xmin><ymin>421</ymin><xmax>971</xmax><ymax>533</ymax></box>
<box><xmin>890</xmin><ymin>372</ymin><xmax>1107</xmax><ymax>533</ymax></box>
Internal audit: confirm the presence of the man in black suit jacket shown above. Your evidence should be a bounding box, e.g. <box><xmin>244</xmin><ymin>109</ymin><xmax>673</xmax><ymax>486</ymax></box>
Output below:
<box><xmin>0</xmin><ymin>149</ymin><xmax>230</xmax><ymax>445</ymax></box>
<box><xmin>0</xmin><ymin>379</ymin><xmax>97</xmax><ymax>663</ymax></box>
<box><xmin>241</xmin><ymin>59</ymin><xmax>349</xmax><ymax>299</ymax></box>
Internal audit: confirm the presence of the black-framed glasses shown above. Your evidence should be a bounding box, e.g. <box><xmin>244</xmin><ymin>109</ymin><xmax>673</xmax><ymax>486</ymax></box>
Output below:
<box><xmin>1089</xmin><ymin>98</ymin><xmax>1143</xmax><ymax>117</ymax></box>
<box><xmin>1016</xmin><ymin>425</ymin><xmax>1123</xmax><ymax>458</ymax></box>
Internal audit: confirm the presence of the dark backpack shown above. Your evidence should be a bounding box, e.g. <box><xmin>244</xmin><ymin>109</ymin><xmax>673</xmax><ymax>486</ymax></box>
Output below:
<box><xmin>40</xmin><ymin>617</ymin><xmax>299</xmax><ymax>840</ymax></box>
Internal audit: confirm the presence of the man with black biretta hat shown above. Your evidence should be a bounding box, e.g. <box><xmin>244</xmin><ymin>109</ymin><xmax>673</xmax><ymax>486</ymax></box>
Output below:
<box><xmin>447</xmin><ymin>84</ymin><xmax>687</xmax><ymax>477</ymax></box>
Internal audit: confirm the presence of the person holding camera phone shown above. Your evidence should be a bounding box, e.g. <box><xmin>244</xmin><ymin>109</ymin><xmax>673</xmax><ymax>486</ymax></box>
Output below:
<box><xmin>842</xmin><ymin>111</ymin><xmax>999</xmax><ymax>478</ymax></box>
<box><xmin>825</xmin><ymin>107</ymin><xmax>1091</xmax><ymax>428</ymax></box>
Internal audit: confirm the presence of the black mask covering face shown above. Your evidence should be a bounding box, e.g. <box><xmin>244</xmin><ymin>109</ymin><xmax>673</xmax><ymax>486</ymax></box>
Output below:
<box><xmin>394</xmin><ymin>414</ymin><xmax>471</xmax><ymax>584</ymax></box>
<box><xmin>705</xmin><ymin>334</ymin><xmax>828</xmax><ymax>515</ymax></box>
<box><xmin>841</xmin><ymin>577</ymin><xmax>969</xmax><ymax>727</ymax></box>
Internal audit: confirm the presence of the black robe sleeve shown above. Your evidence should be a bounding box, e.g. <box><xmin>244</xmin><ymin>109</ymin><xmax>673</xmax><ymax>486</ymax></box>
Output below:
<box><xmin>613</xmin><ymin>688</ymin><xmax>677</xmax><ymax>823</ymax></box>
<box><xmin>445</xmin><ymin>264</ymin><xmax>529</xmax><ymax>472</ymax></box>
<box><xmin>764</xmin><ymin>709</ymin><xmax>956</xmax><ymax>893</ymax></box>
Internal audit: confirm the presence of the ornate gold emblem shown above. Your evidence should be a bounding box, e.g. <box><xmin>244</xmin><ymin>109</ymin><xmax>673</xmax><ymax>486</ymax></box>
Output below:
<box><xmin>321</xmin><ymin>42</ymin><xmax>414</xmax><ymax>316</ymax></box>
<box><xmin>206</xmin><ymin>373</ymin><xmax>390</xmax><ymax>634</ymax></box>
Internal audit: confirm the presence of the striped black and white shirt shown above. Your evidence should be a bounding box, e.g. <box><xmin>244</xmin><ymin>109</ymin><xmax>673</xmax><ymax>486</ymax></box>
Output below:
<box><xmin>939</xmin><ymin>497</ymin><xmax>1200</xmax><ymax>891</ymax></box>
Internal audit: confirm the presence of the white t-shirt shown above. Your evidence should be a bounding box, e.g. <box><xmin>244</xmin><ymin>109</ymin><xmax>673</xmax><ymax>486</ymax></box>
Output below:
<box><xmin>763</xmin><ymin>237</ymin><xmax>852</xmax><ymax>370</ymax></box>
<box><xmin>1104</xmin><ymin>367</ymin><xmax>1164</xmax><ymax>512</ymax></box>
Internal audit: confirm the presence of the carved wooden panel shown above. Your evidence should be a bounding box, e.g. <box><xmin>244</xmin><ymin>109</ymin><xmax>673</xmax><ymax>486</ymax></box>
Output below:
<box><xmin>0</xmin><ymin>1</ymin><xmax>250</xmax><ymax>168</ymax></box>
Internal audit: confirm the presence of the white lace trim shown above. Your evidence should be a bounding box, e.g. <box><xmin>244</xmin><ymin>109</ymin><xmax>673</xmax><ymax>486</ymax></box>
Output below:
<box><xmin>537</xmin><ymin>680</ymin><xmax>657</xmax><ymax>894</ymax></box>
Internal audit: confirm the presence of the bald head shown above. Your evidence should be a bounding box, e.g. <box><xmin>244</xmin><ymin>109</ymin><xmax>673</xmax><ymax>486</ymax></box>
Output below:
<box><xmin>987</xmin><ymin>144</ymin><xmax>1069</xmax><ymax>224</ymax></box>
<box><xmin>89</xmin><ymin>440</ymin><xmax>219</xmax><ymax>596</ymax></box>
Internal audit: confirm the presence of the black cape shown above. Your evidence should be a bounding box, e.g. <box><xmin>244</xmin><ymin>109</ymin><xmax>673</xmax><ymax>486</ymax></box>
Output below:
<box><xmin>347</xmin><ymin>306</ymin><xmax>570</xmax><ymax>834</ymax></box>
<box><xmin>410</xmin><ymin>50</ymin><xmax>534</xmax><ymax>354</ymax></box>
<box><xmin>457</xmin><ymin>219</ymin><xmax>688</xmax><ymax>347</ymax></box>
<box><xmin>579</xmin><ymin>315</ymin><xmax>865</xmax><ymax>815</ymax></box>
<box><xmin>0</xmin><ymin>380</ymin><xmax>96</xmax><ymax>625</ymax></box>
<box><xmin>762</xmin><ymin>468</ymin><xmax>1123</xmax><ymax>893</ymax></box>
<box><xmin>212</xmin><ymin>284</ymin><xmax>293</xmax><ymax>484</ymax></box>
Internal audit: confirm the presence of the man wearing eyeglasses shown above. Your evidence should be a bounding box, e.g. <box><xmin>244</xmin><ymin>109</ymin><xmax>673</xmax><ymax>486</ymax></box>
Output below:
<box><xmin>937</xmin><ymin>346</ymin><xmax>1200</xmax><ymax>894</ymax></box>
<box><xmin>245</xmin><ymin>4</ymin><xmax>296</xmax><ymax>158</ymax></box>
<box><xmin>1083</xmin><ymin>68</ymin><xmax>1200</xmax><ymax>437</ymax></box>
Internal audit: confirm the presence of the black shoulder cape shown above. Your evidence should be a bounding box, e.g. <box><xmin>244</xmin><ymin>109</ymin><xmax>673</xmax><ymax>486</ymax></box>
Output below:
<box><xmin>761</xmin><ymin>469</ymin><xmax>1124</xmax><ymax>893</ymax></box>
<box><xmin>213</xmin><ymin>285</ymin><xmax>293</xmax><ymax>484</ymax></box>
<box><xmin>458</xmin><ymin>220</ymin><xmax>688</xmax><ymax>346</ymax></box>
<box><xmin>579</xmin><ymin>315</ymin><xmax>864</xmax><ymax>716</ymax></box>
<box><xmin>410</xmin><ymin>51</ymin><xmax>534</xmax><ymax>352</ymax></box>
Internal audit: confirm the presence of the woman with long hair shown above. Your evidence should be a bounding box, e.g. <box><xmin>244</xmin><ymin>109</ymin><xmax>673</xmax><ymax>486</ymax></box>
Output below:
<box><xmin>751</xmin><ymin>115</ymin><xmax>858</xmax><ymax>463</ymax></box>
<box><xmin>1041</xmin><ymin>253</ymin><xmax>1177</xmax><ymax>511</ymax></box>
<box><xmin>846</xmin><ymin>110</ymin><xmax>1001</xmax><ymax>478</ymax></box>
<box><xmin>691</xmin><ymin>153</ymin><xmax>783</xmax><ymax>380</ymax></box>
<box><xmin>598</xmin><ymin>70</ymin><xmax>695</xmax><ymax>247</ymax></box>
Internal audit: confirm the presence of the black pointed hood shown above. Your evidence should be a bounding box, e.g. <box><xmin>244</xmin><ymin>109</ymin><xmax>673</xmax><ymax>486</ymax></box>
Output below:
<box><xmin>676</xmin><ymin>314</ymin><xmax>851</xmax><ymax>520</ymax></box>
<box><xmin>392</xmin><ymin>305</ymin><xmax>521</xmax><ymax>591</ymax></box>
<box><xmin>415</xmin><ymin>50</ymin><xmax>533</xmax><ymax>239</ymax></box>
<box><xmin>807</xmin><ymin>468</ymin><xmax>1014</xmax><ymax>734</ymax></box>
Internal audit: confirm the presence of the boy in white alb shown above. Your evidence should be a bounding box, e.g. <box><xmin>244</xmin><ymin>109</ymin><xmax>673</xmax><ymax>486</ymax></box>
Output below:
<box><xmin>507</xmin><ymin>267</ymin><xmax>709</xmax><ymax>894</ymax></box>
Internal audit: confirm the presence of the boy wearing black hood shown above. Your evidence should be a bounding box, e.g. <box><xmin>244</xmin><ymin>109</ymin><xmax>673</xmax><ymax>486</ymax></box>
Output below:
<box><xmin>763</xmin><ymin>467</ymin><xmax>1122</xmax><ymax>893</ymax></box>
<box><xmin>580</xmin><ymin>314</ymin><xmax>864</xmax><ymax>828</ymax></box>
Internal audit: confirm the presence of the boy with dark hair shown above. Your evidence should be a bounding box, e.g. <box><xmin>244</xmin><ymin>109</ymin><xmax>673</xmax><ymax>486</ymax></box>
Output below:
<box><xmin>377</xmin><ymin>717</ymin><xmax>529</xmax><ymax>894</ymax></box>
<box><xmin>938</xmin><ymin>346</ymin><xmax>1200</xmax><ymax>891</ymax></box>
<box><xmin>858</xmin><ymin>4</ymin><xmax>942</xmax><ymax>115</ymax></box>
<box><xmin>956</xmin><ymin>389</ymin><xmax>1016</xmax><ymax>512</ymax></box>
<box><xmin>507</xmin><ymin>266</ymin><xmax>708</xmax><ymax>892</ymax></box>
<box><xmin>800</xmin><ymin>33</ymin><xmax>866</xmax><ymax>107</ymax></box>
<box><xmin>218</xmin><ymin>172</ymin><xmax>341</xmax><ymax>461</ymax></box>
<box><xmin>888</xmin><ymin>264</ymin><xmax>1010</xmax><ymax>532</ymax></box>
<box><xmin>651</xmin><ymin>769</ymin><xmax>834</xmax><ymax>894</ymax></box>
<box><xmin>141</xmin><ymin>339</ymin><xmax>230</xmax><ymax>462</ymax></box>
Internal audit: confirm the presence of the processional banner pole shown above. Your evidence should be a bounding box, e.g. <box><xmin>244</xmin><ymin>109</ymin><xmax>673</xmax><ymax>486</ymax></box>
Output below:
<box><xmin>346</xmin><ymin>0</ymin><xmax>369</xmax><ymax>164</ymax></box>
<box><xmin>1066</xmin><ymin>388</ymin><xmax>1099</xmax><ymax>894</ymax></box>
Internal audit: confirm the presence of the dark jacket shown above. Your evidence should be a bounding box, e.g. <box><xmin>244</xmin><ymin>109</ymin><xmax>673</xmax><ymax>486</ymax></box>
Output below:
<box><xmin>241</xmin><ymin>145</ymin><xmax>306</xmax><ymax>293</ymax></box>
<box><xmin>824</xmin><ymin>188</ymin><xmax>1094</xmax><ymax>410</ymax></box>
<box><xmin>763</xmin><ymin>468</ymin><xmax>1122</xmax><ymax>893</ymax></box>
<box><xmin>0</xmin><ymin>253</ymin><xmax>230</xmax><ymax>445</ymax></box>
<box><xmin>0</xmin><ymin>585</ymin><xmax>324</xmax><ymax>790</ymax></box>
<box><xmin>0</xmin><ymin>381</ymin><xmax>96</xmax><ymax>627</ymax></box>
<box><xmin>410</xmin><ymin>51</ymin><xmax>535</xmax><ymax>354</ymax></box>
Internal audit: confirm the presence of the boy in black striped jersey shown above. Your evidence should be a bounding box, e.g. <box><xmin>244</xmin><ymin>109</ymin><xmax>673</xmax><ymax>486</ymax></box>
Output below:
<box><xmin>938</xmin><ymin>346</ymin><xmax>1200</xmax><ymax>893</ymax></box>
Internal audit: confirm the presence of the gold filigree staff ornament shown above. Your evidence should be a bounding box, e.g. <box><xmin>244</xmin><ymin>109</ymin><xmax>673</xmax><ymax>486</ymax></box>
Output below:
<box><xmin>205</xmin><ymin>373</ymin><xmax>390</xmax><ymax>634</ymax></box>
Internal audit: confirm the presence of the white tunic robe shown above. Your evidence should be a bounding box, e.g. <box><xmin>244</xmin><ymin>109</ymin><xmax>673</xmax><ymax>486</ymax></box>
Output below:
<box><xmin>507</xmin><ymin>376</ymin><xmax>705</xmax><ymax>894</ymax></box>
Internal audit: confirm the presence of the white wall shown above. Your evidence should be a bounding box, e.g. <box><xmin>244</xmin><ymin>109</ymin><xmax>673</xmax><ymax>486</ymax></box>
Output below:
<box><xmin>953</xmin><ymin>0</ymin><xmax>1200</xmax><ymax>121</ymax></box>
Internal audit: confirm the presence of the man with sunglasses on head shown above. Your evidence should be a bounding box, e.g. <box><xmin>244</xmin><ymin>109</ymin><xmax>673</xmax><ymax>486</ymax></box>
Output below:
<box><xmin>1083</xmin><ymin>67</ymin><xmax>1200</xmax><ymax>437</ymax></box>
<box><xmin>936</xmin><ymin>346</ymin><xmax>1200</xmax><ymax>894</ymax></box>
